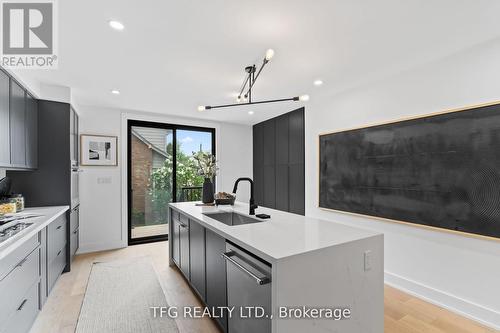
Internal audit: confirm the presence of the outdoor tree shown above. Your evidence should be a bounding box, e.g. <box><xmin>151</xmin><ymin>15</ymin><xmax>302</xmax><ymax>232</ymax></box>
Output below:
<box><xmin>147</xmin><ymin>143</ymin><xmax>205</xmax><ymax>224</ymax></box>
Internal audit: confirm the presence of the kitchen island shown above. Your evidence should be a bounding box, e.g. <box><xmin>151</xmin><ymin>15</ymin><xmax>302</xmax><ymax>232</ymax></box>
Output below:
<box><xmin>168</xmin><ymin>201</ymin><xmax>383</xmax><ymax>333</ymax></box>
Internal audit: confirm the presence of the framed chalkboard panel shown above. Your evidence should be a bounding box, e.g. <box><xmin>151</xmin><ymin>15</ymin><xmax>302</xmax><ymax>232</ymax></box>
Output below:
<box><xmin>319</xmin><ymin>102</ymin><xmax>500</xmax><ymax>240</ymax></box>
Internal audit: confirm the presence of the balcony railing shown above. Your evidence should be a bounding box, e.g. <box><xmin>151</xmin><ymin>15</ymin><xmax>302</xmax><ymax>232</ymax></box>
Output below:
<box><xmin>179</xmin><ymin>186</ymin><xmax>203</xmax><ymax>202</ymax></box>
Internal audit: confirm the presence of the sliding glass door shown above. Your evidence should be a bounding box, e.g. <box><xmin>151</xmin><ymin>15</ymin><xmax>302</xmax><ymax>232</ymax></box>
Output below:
<box><xmin>128</xmin><ymin>120</ymin><xmax>215</xmax><ymax>245</ymax></box>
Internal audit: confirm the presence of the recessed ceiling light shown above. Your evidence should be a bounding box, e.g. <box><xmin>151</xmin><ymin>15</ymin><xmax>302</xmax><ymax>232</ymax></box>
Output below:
<box><xmin>111</xmin><ymin>89</ymin><xmax>120</xmax><ymax>95</ymax></box>
<box><xmin>109</xmin><ymin>20</ymin><xmax>124</xmax><ymax>31</ymax></box>
<box><xmin>248</xmin><ymin>111</ymin><xmax>254</xmax><ymax>115</ymax></box>
<box><xmin>313</xmin><ymin>79</ymin><xmax>323</xmax><ymax>86</ymax></box>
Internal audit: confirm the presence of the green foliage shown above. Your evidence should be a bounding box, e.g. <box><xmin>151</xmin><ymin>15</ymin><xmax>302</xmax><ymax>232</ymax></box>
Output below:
<box><xmin>147</xmin><ymin>144</ymin><xmax>207</xmax><ymax>224</ymax></box>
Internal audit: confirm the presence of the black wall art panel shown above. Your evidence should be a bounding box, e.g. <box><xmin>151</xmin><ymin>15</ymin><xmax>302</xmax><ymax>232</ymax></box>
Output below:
<box><xmin>319</xmin><ymin>103</ymin><xmax>500</xmax><ymax>239</ymax></box>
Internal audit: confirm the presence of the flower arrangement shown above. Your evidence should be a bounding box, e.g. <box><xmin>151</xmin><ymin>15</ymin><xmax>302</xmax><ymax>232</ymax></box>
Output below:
<box><xmin>192</xmin><ymin>152</ymin><xmax>218</xmax><ymax>179</ymax></box>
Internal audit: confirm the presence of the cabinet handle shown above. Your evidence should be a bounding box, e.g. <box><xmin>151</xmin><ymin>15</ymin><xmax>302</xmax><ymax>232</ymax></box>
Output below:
<box><xmin>73</xmin><ymin>229</ymin><xmax>78</xmax><ymax>234</ymax></box>
<box><xmin>179</xmin><ymin>223</ymin><xmax>187</xmax><ymax>228</ymax></box>
<box><xmin>17</xmin><ymin>299</ymin><xmax>27</xmax><ymax>311</ymax></box>
<box><xmin>221</xmin><ymin>251</ymin><xmax>270</xmax><ymax>285</ymax></box>
<box><xmin>56</xmin><ymin>225</ymin><xmax>62</xmax><ymax>230</ymax></box>
<box><xmin>57</xmin><ymin>250</ymin><xmax>62</xmax><ymax>256</ymax></box>
<box><xmin>16</xmin><ymin>257</ymin><xmax>28</xmax><ymax>268</ymax></box>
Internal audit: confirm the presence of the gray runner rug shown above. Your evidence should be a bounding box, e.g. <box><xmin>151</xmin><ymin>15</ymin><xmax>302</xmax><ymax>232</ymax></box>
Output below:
<box><xmin>76</xmin><ymin>257</ymin><xmax>179</xmax><ymax>333</ymax></box>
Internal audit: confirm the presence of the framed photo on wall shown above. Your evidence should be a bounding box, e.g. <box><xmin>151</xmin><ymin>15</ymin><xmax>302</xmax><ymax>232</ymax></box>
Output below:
<box><xmin>80</xmin><ymin>134</ymin><xmax>118</xmax><ymax>166</ymax></box>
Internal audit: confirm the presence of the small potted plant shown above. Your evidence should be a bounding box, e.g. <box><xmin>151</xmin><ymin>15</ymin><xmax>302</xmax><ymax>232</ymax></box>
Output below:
<box><xmin>192</xmin><ymin>152</ymin><xmax>218</xmax><ymax>203</ymax></box>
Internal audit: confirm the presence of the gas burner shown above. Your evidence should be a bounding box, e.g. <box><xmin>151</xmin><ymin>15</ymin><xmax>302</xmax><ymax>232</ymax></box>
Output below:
<box><xmin>0</xmin><ymin>222</ymin><xmax>33</xmax><ymax>243</ymax></box>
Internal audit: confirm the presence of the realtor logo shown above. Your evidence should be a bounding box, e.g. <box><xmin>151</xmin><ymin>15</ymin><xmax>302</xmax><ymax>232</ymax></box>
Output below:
<box><xmin>1</xmin><ymin>0</ymin><xmax>58</xmax><ymax>68</ymax></box>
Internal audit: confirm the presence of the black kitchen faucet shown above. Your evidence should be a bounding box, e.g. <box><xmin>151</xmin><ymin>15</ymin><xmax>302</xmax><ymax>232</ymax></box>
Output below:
<box><xmin>232</xmin><ymin>177</ymin><xmax>258</xmax><ymax>215</ymax></box>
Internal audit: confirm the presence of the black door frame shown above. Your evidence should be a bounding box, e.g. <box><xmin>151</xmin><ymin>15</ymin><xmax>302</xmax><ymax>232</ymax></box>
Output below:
<box><xmin>127</xmin><ymin>119</ymin><xmax>216</xmax><ymax>245</ymax></box>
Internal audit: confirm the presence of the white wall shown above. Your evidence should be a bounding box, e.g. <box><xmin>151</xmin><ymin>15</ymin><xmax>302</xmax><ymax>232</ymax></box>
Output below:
<box><xmin>305</xmin><ymin>38</ymin><xmax>500</xmax><ymax>329</ymax></box>
<box><xmin>77</xmin><ymin>106</ymin><xmax>252</xmax><ymax>254</ymax></box>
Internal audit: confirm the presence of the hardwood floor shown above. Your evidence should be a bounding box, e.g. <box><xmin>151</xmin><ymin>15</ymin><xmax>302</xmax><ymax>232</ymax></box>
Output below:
<box><xmin>30</xmin><ymin>241</ymin><xmax>497</xmax><ymax>333</ymax></box>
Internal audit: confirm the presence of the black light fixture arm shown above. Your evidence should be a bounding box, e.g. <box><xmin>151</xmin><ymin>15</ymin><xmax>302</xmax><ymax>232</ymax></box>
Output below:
<box><xmin>205</xmin><ymin>96</ymin><xmax>302</xmax><ymax>110</ymax></box>
<box><xmin>243</xmin><ymin>58</ymin><xmax>268</xmax><ymax>101</ymax></box>
<box><xmin>199</xmin><ymin>49</ymin><xmax>309</xmax><ymax>112</ymax></box>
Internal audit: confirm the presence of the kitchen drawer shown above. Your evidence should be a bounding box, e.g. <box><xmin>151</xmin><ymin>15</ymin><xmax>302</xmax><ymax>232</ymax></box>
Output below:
<box><xmin>179</xmin><ymin>219</ymin><xmax>190</xmax><ymax>279</ymax></box>
<box><xmin>48</xmin><ymin>246</ymin><xmax>66</xmax><ymax>293</ymax></box>
<box><xmin>179</xmin><ymin>213</ymin><xmax>189</xmax><ymax>225</ymax></box>
<box><xmin>70</xmin><ymin>227</ymin><xmax>79</xmax><ymax>260</ymax></box>
<box><xmin>48</xmin><ymin>215</ymin><xmax>67</xmax><ymax>263</ymax></box>
<box><xmin>171</xmin><ymin>209</ymin><xmax>180</xmax><ymax>222</ymax></box>
<box><xmin>0</xmin><ymin>281</ymin><xmax>40</xmax><ymax>333</ymax></box>
<box><xmin>0</xmin><ymin>247</ymin><xmax>40</xmax><ymax>325</ymax></box>
<box><xmin>0</xmin><ymin>233</ymin><xmax>39</xmax><ymax>280</ymax></box>
<box><xmin>69</xmin><ymin>206</ymin><xmax>79</xmax><ymax>232</ymax></box>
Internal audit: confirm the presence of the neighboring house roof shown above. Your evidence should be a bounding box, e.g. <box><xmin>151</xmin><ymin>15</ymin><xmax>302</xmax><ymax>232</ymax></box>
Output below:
<box><xmin>131</xmin><ymin>128</ymin><xmax>169</xmax><ymax>157</ymax></box>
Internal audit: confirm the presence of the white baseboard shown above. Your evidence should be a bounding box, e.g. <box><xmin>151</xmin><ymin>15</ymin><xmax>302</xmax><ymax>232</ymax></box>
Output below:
<box><xmin>385</xmin><ymin>271</ymin><xmax>500</xmax><ymax>330</ymax></box>
<box><xmin>77</xmin><ymin>240</ymin><xmax>126</xmax><ymax>254</ymax></box>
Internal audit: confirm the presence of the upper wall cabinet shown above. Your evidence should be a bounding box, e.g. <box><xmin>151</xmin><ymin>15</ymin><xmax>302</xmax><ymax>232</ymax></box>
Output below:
<box><xmin>0</xmin><ymin>69</ymin><xmax>38</xmax><ymax>170</ymax></box>
<box><xmin>9</xmin><ymin>80</ymin><xmax>25</xmax><ymax>167</ymax></box>
<box><xmin>25</xmin><ymin>94</ymin><xmax>38</xmax><ymax>169</ymax></box>
<box><xmin>0</xmin><ymin>71</ymin><xmax>10</xmax><ymax>166</ymax></box>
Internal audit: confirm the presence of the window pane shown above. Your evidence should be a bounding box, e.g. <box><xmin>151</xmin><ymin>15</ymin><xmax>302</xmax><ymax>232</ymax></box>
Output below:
<box><xmin>130</xmin><ymin>126</ymin><xmax>173</xmax><ymax>239</ymax></box>
<box><xmin>176</xmin><ymin>130</ymin><xmax>213</xmax><ymax>202</ymax></box>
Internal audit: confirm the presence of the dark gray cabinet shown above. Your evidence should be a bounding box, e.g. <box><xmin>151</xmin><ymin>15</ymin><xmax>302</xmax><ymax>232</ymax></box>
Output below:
<box><xmin>0</xmin><ymin>69</ymin><xmax>38</xmax><ymax>170</ymax></box>
<box><xmin>47</xmin><ymin>214</ymin><xmax>67</xmax><ymax>294</ymax></box>
<box><xmin>179</xmin><ymin>218</ymin><xmax>190</xmax><ymax>279</ymax></box>
<box><xmin>205</xmin><ymin>228</ymin><xmax>227</xmax><ymax>332</ymax></box>
<box><xmin>10</xmin><ymin>80</ymin><xmax>26</xmax><ymax>167</ymax></box>
<box><xmin>8</xmin><ymin>100</ymin><xmax>79</xmax><ymax>272</ymax></box>
<box><xmin>253</xmin><ymin>107</ymin><xmax>305</xmax><ymax>215</ymax></box>
<box><xmin>171</xmin><ymin>218</ymin><xmax>180</xmax><ymax>265</ymax></box>
<box><xmin>252</xmin><ymin>124</ymin><xmax>264</xmax><ymax>206</ymax></box>
<box><xmin>189</xmin><ymin>220</ymin><xmax>206</xmax><ymax>300</ymax></box>
<box><xmin>0</xmin><ymin>70</ymin><xmax>10</xmax><ymax>166</ymax></box>
<box><xmin>25</xmin><ymin>94</ymin><xmax>38</xmax><ymax>168</ymax></box>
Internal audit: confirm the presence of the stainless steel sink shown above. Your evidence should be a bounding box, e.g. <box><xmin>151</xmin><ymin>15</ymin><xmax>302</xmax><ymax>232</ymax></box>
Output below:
<box><xmin>203</xmin><ymin>211</ymin><xmax>265</xmax><ymax>226</ymax></box>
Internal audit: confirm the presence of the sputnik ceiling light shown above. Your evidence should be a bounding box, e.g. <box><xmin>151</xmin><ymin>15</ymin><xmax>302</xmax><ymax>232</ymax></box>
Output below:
<box><xmin>198</xmin><ymin>49</ymin><xmax>309</xmax><ymax>111</ymax></box>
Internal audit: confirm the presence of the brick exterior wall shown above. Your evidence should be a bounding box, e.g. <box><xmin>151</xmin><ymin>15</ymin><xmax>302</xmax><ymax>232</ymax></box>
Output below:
<box><xmin>131</xmin><ymin>135</ymin><xmax>153</xmax><ymax>221</ymax></box>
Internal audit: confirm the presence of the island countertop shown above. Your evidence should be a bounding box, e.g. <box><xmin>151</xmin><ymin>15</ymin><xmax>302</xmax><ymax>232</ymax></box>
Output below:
<box><xmin>0</xmin><ymin>206</ymin><xmax>69</xmax><ymax>260</ymax></box>
<box><xmin>169</xmin><ymin>201</ymin><xmax>381</xmax><ymax>263</ymax></box>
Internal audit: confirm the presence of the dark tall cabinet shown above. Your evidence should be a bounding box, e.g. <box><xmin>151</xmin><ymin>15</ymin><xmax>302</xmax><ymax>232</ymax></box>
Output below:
<box><xmin>8</xmin><ymin>100</ymin><xmax>80</xmax><ymax>272</ymax></box>
<box><xmin>253</xmin><ymin>107</ymin><xmax>305</xmax><ymax>215</ymax></box>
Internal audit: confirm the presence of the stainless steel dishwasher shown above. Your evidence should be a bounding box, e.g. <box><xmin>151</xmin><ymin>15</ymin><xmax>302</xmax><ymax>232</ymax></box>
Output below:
<box><xmin>222</xmin><ymin>242</ymin><xmax>272</xmax><ymax>333</ymax></box>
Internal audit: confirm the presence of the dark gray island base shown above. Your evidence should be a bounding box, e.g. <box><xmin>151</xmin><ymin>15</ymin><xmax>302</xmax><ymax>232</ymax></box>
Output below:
<box><xmin>168</xmin><ymin>201</ymin><xmax>384</xmax><ymax>333</ymax></box>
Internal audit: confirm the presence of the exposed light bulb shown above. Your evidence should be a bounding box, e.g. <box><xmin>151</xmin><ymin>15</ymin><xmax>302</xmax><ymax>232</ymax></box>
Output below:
<box><xmin>248</xmin><ymin>111</ymin><xmax>254</xmax><ymax>115</ymax></box>
<box><xmin>111</xmin><ymin>89</ymin><xmax>120</xmax><ymax>95</ymax></box>
<box><xmin>313</xmin><ymin>79</ymin><xmax>323</xmax><ymax>86</ymax></box>
<box><xmin>265</xmin><ymin>49</ymin><xmax>275</xmax><ymax>61</ymax></box>
<box><xmin>197</xmin><ymin>105</ymin><xmax>206</xmax><ymax>112</ymax></box>
<box><xmin>109</xmin><ymin>20</ymin><xmax>125</xmax><ymax>31</ymax></box>
<box><xmin>299</xmin><ymin>94</ymin><xmax>310</xmax><ymax>101</ymax></box>
<box><xmin>242</xmin><ymin>95</ymin><xmax>248</xmax><ymax>102</ymax></box>
<box><xmin>236</xmin><ymin>96</ymin><xmax>241</xmax><ymax>103</ymax></box>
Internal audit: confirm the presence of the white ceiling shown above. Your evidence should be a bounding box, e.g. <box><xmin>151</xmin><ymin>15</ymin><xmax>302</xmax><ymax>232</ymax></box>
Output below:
<box><xmin>12</xmin><ymin>0</ymin><xmax>500</xmax><ymax>125</ymax></box>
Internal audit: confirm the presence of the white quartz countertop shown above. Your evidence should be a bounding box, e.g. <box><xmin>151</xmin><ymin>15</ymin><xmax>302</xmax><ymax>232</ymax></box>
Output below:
<box><xmin>169</xmin><ymin>202</ymin><xmax>381</xmax><ymax>263</ymax></box>
<box><xmin>0</xmin><ymin>206</ymin><xmax>69</xmax><ymax>260</ymax></box>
